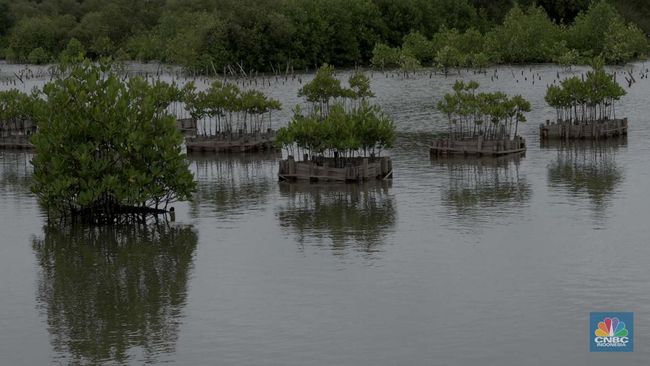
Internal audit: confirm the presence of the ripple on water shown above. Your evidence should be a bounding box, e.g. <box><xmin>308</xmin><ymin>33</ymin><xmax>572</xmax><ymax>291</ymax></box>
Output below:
<box><xmin>3</xmin><ymin>62</ymin><xmax>650</xmax><ymax>365</ymax></box>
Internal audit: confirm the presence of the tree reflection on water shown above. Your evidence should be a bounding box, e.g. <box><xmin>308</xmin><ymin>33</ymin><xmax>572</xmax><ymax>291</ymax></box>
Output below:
<box><xmin>0</xmin><ymin>151</ymin><xmax>33</xmax><ymax>196</ymax></box>
<box><xmin>433</xmin><ymin>155</ymin><xmax>531</xmax><ymax>224</ymax></box>
<box><xmin>277</xmin><ymin>181</ymin><xmax>396</xmax><ymax>254</ymax></box>
<box><xmin>544</xmin><ymin>138</ymin><xmax>625</xmax><ymax>215</ymax></box>
<box><xmin>32</xmin><ymin>222</ymin><xmax>198</xmax><ymax>365</ymax></box>
<box><xmin>188</xmin><ymin>153</ymin><xmax>278</xmax><ymax>218</ymax></box>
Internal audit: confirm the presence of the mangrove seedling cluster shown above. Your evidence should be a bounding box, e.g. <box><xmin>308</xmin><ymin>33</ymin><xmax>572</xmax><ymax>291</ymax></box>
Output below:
<box><xmin>544</xmin><ymin>61</ymin><xmax>626</xmax><ymax>123</ymax></box>
<box><xmin>437</xmin><ymin>80</ymin><xmax>531</xmax><ymax>140</ymax></box>
<box><xmin>183</xmin><ymin>81</ymin><xmax>282</xmax><ymax>136</ymax></box>
<box><xmin>276</xmin><ymin>65</ymin><xmax>395</xmax><ymax>160</ymax></box>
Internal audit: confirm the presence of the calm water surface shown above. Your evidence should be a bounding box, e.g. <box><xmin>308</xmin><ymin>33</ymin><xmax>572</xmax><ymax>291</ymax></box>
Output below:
<box><xmin>2</xmin><ymin>63</ymin><xmax>650</xmax><ymax>365</ymax></box>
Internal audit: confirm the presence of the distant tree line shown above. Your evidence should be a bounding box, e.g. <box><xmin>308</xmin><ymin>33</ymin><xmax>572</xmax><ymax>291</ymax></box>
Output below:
<box><xmin>372</xmin><ymin>1</ymin><xmax>648</xmax><ymax>72</ymax></box>
<box><xmin>0</xmin><ymin>0</ymin><xmax>647</xmax><ymax>71</ymax></box>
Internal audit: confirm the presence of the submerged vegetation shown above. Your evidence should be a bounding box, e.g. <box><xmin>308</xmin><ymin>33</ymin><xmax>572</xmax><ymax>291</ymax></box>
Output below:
<box><xmin>276</xmin><ymin>65</ymin><xmax>395</xmax><ymax>160</ymax></box>
<box><xmin>437</xmin><ymin>80</ymin><xmax>531</xmax><ymax>140</ymax></box>
<box><xmin>545</xmin><ymin>59</ymin><xmax>626</xmax><ymax>123</ymax></box>
<box><xmin>30</xmin><ymin>60</ymin><xmax>196</xmax><ymax>222</ymax></box>
<box><xmin>0</xmin><ymin>0</ymin><xmax>647</xmax><ymax>71</ymax></box>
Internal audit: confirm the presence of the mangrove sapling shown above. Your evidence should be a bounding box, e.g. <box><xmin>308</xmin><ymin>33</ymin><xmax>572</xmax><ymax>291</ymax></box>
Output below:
<box><xmin>182</xmin><ymin>82</ymin><xmax>208</xmax><ymax>131</ymax></box>
<box><xmin>298</xmin><ymin>64</ymin><xmax>347</xmax><ymax>117</ymax></box>
<box><xmin>183</xmin><ymin>80</ymin><xmax>281</xmax><ymax>138</ymax></box>
<box><xmin>276</xmin><ymin>102</ymin><xmax>395</xmax><ymax>162</ymax></box>
<box><xmin>278</xmin><ymin>64</ymin><xmax>394</xmax><ymax>163</ymax></box>
<box><xmin>437</xmin><ymin>80</ymin><xmax>530</xmax><ymax>141</ymax></box>
<box><xmin>544</xmin><ymin>60</ymin><xmax>626</xmax><ymax>124</ymax></box>
<box><xmin>348</xmin><ymin>72</ymin><xmax>375</xmax><ymax>109</ymax></box>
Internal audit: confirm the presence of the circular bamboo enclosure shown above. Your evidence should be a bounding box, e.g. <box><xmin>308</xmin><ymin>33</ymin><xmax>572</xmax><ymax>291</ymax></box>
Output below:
<box><xmin>542</xmin><ymin>60</ymin><xmax>627</xmax><ymax>140</ymax></box>
<box><xmin>276</xmin><ymin>65</ymin><xmax>395</xmax><ymax>182</ymax></box>
<box><xmin>431</xmin><ymin>80</ymin><xmax>529</xmax><ymax>157</ymax></box>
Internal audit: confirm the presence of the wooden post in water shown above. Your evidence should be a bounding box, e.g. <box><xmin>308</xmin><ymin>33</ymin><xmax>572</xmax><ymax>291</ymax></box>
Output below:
<box><xmin>362</xmin><ymin>158</ymin><xmax>369</xmax><ymax>180</ymax></box>
<box><xmin>288</xmin><ymin>156</ymin><xmax>296</xmax><ymax>175</ymax></box>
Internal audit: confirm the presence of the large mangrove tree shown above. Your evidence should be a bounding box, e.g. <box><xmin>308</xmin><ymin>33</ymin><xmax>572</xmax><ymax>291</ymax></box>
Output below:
<box><xmin>30</xmin><ymin>60</ymin><xmax>196</xmax><ymax>222</ymax></box>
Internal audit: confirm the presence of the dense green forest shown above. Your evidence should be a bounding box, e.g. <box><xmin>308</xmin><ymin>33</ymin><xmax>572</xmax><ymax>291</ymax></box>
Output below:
<box><xmin>0</xmin><ymin>0</ymin><xmax>648</xmax><ymax>71</ymax></box>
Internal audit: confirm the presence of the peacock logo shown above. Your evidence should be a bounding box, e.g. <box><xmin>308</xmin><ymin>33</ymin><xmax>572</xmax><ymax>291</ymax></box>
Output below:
<box><xmin>594</xmin><ymin>317</ymin><xmax>628</xmax><ymax>338</ymax></box>
<box><xmin>590</xmin><ymin>312</ymin><xmax>633</xmax><ymax>352</ymax></box>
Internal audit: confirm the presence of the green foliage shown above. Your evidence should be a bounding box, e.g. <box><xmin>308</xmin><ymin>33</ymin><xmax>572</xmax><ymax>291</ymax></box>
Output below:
<box><xmin>490</xmin><ymin>4</ymin><xmax>562</xmax><ymax>63</ymax></box>
<box><xmin>27</xmin><ymin>47</ymin><xmax>49</xmax><ymax>64</ymax></box>
<box><xmin>433</xmin><ymin>26</ymin><xmax>487</xmax><ymax>58</ymax></box>
<box><xmin>437</xmin><ymin>80</ymin><xmax>531</xmax><ymax>139</ymax></box>
<box><xmin>182</xmin><ymin>80</ymin><xmax>281</xmax><ymax>135</ymax></box>
<box><xmin>470</xmin><ymin>52</ymin><xmax>490</xmax><ymax>70</ymax></box>
<box><xmin>277</xmin><ymin>65</ymin><xmax>394</xmax><ymax>158</ymax></box>
<box><xmin>565</xmin><ymin>1</ymin><xmax>647</xmax><ymax>63</ymax></box>
<box><xmin>298</xmin><ymin>64</ymin><xmax>346</xmax><ymax>108</ymax></box>
<box><xmin>297</xmin><ymin>65</ymin><xmax>377</xmax><ymax>115</ymax></box>
<box><xmin>371</xmin><ymin>43</ymin><xmax>401</xmax><ymax>69</ymax></box>
<box><xmin>602</xmin><ymin>18</ymin><xmax>648</xmax><ymax>64</ymax></box>
<box><xmin>348</xmin><ymin>72</ymin><xmax>375</xmax><ymax>100</ymax></box>
<box><xmin>0</xmin><ymin>1</ymin><xmax>13</xmax><ymax>37</ymax></box>
<box><xmin>402</xmin><ymin>31</ymin><xmax>435</xmax><ymax>65</ymax></box>
<box><xmin>522</xmin><ymin>0</ymin><xmax>592</xmax><ymax>24</ymax></box>
<box><xmin>569</xmin><ymin>0</ymin><xmax>619</xmax><ymax>56</ymax></box>
<box><xmin>399</xmin><ymin>54</ymin><xmax>422</xmax><ymax>73</ymax></box>
<box><xmin>2</xmin><ymin>47</ymin><xmax>17</xmax><ymax>62</ymax></box>
<box><xmin>277</xmin><ymin>102</ymin><xmax>395</xmax><ymax>158</ymax></box>
<box><xmin>435</xmin><ymin>45</ymin><xmax>463</xmax><ymax>75</ymax></box>
<box><xmin>545</xmin><ymin>62</ymin><xmax>626</xmax><ymax>123</ymax></box>
<box><xmin>609</xmin><ymin>0</ymin><xmax>650</xmax><ymax>35</ymax></box>
<box><xmin>386</xmin><ymin>1</ymin><xmax>648</xmax><ymax>68</ymax></box>
<box><xmin>7</xmin><ymin>15</ymin><xmax>74</xmax><ymax>62</ymax></box>
<box><xmin>553</xmin><ymin>49</ymin><xmax>580</xmax><ymax>68</ymax></box>
<box><xmin>373</xmin><ymin>0</ymin><xmax>479</xmax><ymax>44</ymax></box>
<box><xmin>59</xmin><ymin>38</ymin><xmax>86</xmax><ymax>64</ymax></box>
<box><xmin>30</xmin><ymin>60</ymin><xmax>196</xmax><ymax>220</ymax></box>
<box><xmin>0</xmin><ymin>0</ymin><xmax>647</xmax><ymax>69</ymax></box>
<box><xmin>0</xmin><ymin>89</ymin><xmax>38</xmax><ymax>126</ymax></box>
